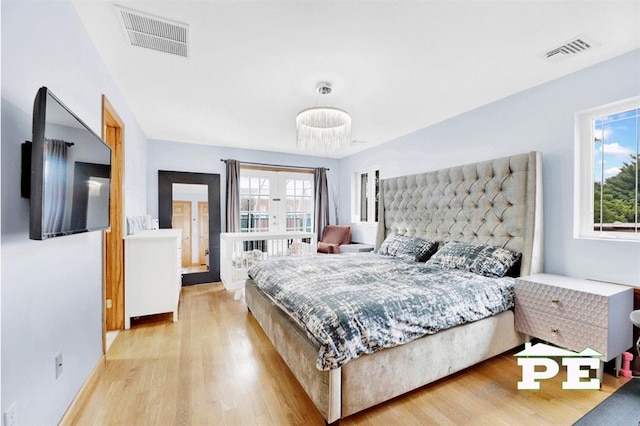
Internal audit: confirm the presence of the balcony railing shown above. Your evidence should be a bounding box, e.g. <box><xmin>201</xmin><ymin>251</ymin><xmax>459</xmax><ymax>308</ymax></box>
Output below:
<box><xmin>220</xmin><ymin>231</ymin><xmax>317</xmax><ymax>299</ymax></box>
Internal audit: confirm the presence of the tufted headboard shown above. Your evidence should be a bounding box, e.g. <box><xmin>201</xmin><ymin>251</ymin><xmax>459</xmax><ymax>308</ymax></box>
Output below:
<box><xmin>375</xmin><ymin>152</ymin><xmax>543</xmax><ymax>276</ymax></box>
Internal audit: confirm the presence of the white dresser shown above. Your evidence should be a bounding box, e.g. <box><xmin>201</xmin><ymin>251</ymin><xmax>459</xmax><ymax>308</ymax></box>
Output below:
<box><xmin>515</xmin><ymin>273</ymin><xmax>633</xmax><ymax>376</ymax></box>
<box><xmin>124</xmin><ymin>229</ymin><xmax>182</xmax><ymax>329</ymax></box>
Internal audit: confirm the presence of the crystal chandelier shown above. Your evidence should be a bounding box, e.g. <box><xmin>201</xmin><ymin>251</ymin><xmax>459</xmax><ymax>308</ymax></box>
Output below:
<box><xmin>296</xmin><ymin>83</ymin><xmax>351</xmax><ymax>155</ymax></box>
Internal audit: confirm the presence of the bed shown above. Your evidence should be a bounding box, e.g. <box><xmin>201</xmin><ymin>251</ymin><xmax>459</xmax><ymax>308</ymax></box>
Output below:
<box><xmin>245</xmin><ymin>152</ymin><xmax>543</xmax><ymax>424</ymax></box>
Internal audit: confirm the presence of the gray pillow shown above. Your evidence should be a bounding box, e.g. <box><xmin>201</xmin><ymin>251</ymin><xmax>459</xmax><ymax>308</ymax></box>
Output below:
<box><xmin>425</xmin><ymin>241</ymin><xmax>484</xmax><ymax>270</ymax></box>
<box><xmin>471</xmin><ymin>245</ymin><xmax>522</xmax><ymax>277</ymax></box>
<box><xmin>378</xmin><ymin>233</ymin><xmax>438</xmax><ymax>262</ymax></box>
<box><xmin>425</xmin><ymin>241</ymin><xmax>521</xmax><ymax>278</ymax></box>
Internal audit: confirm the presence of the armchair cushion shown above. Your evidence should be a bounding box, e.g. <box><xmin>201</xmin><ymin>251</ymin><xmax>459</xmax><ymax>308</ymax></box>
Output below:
<box><xmin>318</xmin><ymin>225</ymin><xmax>352</xmax><ymax>254</ymax></box>
<box><xmin>317</xmin><ymin>242</ymin><xmax>341</xmax><ymax>254</ymax></box>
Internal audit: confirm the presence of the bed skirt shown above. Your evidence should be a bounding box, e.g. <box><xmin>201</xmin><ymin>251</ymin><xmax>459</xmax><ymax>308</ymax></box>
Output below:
<box><xmin>245</xmin><ymin>278</ymin><xmax>525</xmax><ymax>423</ymax></box>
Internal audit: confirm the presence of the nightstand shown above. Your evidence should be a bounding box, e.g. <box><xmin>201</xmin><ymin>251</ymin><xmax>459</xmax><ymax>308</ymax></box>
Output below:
<box><xmin>515</xmin><ymin>273</ymin><xmax>634</xmax><ymax>378</ymax></box>
<box><xmin>631</xmin><ymin>310</ymin><xmax>640</xmax><ymax>355</ymax></box>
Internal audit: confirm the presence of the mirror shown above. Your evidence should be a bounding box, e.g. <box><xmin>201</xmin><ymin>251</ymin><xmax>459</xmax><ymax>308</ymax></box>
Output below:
<box><xmin>172</xmin><ymin>183</ymin><xmax>208</xmax><ymax>275</ymax></box>
<box><xmin>70</xmin><ymin>162</ymin><xmax>111</xmax><ymax>231</ymax></box>
<box><xmin>158</xmin><ymin>171</ymin><xmax>221</xmax><ymax>285</ymax></box>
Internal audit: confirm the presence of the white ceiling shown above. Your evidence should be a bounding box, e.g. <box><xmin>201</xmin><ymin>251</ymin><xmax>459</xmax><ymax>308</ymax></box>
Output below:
<box><xmin>72</xmin><ymin>1</ymin><xmax>640</xmax><ymax>159</ymax></box>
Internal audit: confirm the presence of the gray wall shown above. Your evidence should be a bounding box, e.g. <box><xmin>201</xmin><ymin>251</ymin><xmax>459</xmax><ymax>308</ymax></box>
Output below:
<box><xmin>340</xmin><ymin>49</ymin><xmax>640</xmax><ymax>286</ymax></box>
<box><xmin>146</xmin><ymin>139</ymin><xmax>341</xmax><ymax>231</ymax></box>
<box><xmin>1</xmin><ymin>1</ymin><xmax>150</xmax><ymax>424</ymax></box>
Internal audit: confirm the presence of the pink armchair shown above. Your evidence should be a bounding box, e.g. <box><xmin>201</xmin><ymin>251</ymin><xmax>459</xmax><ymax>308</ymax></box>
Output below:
<box><xmin>317</xmin><ymin>225</ymin><xmax>352</xmax><ymax>254</ymax></box>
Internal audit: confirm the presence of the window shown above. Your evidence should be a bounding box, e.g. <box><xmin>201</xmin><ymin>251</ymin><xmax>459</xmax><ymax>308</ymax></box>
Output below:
<box><xmin>239</xmin><ymin>169</ymin><xmax>314</xmax><ymax>233</ymax></box>
<box><xmin>239</xmin><ymin>175</ymin><xmax>270</xmax><ymax>232</ymax></box>
<box><xmin>575</xmin><ymin>97</ymin><xmax>639</xmax><ymax>240</ymax></box>
<box><xmin>285</xmin><ymin>178</ymin><xmax>313</xmax><ymax>232</ymax></box>
<box><xmin>355</xmin><ymin>168</ymin><xmax>379</xmax><ymax>223</ymax></box>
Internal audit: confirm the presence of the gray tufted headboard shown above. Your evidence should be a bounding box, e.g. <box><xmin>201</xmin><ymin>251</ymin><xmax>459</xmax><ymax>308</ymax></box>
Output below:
<box><xmin>376</xmin><ymin>152</ymin><xmax>543</xmax><ymax>276</ymax></box>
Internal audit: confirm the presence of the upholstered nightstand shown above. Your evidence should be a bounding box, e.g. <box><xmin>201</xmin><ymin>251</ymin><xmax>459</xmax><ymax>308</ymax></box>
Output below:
<box><xmin>515</xmin><ymin>273</ymin><xmax>634</xmax><ymax>378</ymax></box>
<box><xmin>631</xmin><ymin>310</ymin><xmax>640</xmax><ymax>356</ymax></box>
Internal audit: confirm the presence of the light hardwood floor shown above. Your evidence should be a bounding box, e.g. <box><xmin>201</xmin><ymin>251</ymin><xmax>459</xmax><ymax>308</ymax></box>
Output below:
<box><xmin>71</xmin><ymin>283</ymin><xmax>628</xmax><ymax>425</ymax></box>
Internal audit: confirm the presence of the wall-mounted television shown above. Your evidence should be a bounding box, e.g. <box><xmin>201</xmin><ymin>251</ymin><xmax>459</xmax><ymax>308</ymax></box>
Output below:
<box><xmin>27</xmin><ymin>87</ymin><xmax>112</xmax><ymax>240</ymax></box>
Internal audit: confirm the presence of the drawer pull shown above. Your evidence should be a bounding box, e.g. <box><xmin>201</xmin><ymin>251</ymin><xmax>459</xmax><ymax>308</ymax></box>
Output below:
<box><xmin>551</xmin><ymin>327</ymin><xmax>559</xmax><ymax>333</ymax></box>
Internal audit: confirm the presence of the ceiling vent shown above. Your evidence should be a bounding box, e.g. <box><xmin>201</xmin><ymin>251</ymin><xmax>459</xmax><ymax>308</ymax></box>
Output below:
<box><xmin>116</xmin><ymin>6</ymin><xmax>189</xmax><ymax>58</ymax></box>
<box><xmin>542</xmin><ymin>34</ymin><xmax>599</xmax><ymax>62</ymax></box>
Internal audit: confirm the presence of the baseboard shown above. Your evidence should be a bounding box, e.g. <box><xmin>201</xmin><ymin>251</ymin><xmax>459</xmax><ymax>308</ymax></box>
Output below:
<box><xmin>58</xmin><ymin>354</ymin><xmax>106</xmax><ymax>425</ymax></box>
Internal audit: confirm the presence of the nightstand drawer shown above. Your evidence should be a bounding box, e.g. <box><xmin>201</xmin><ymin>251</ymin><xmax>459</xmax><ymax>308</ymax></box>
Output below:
<box><xmin>515</xmin><ymin>307</ymin><xmax>607</xmax><ymax>356</ymax></box>
<box><xmin>515</xmin><ymin>279</ymin><xmax>607</xmax><ymax>327</ymax></box>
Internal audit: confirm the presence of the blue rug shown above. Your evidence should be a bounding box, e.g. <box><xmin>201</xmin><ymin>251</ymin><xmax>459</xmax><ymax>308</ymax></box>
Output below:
<box><xmin>573</xmin><ymin>378</ymin><xmax>640</xmax><ymax>425</ymax></box>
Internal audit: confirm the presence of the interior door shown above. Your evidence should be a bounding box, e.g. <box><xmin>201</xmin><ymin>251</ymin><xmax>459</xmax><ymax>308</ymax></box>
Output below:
<box><xmin>101</xmin><ymin>95</ymin><xmax>125</xmax><ymax>335</ymax></box>
<box><xmin>172</xmin><ymin>200</ymin><xmax>192</xmax><ymax>267</ymax></box>
<box><xmin>198</xmin><ymin>201</ymin><xmax>209</xmax><ymax>266</ymax></box>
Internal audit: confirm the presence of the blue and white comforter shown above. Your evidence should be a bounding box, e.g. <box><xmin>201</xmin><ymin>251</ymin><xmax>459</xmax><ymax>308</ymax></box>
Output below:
<box><xmin>248</xmin><ymin>253</ymin><xmax>515</xmax><ymax>371</ymax></box>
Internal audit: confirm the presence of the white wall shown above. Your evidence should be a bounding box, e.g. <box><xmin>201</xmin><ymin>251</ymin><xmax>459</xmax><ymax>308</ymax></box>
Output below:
<box><xmin>1</xmin><ymin>1</ymin><xmax>149</xmax><ymax>424</ymax></box>
<box><xmin>146</xmin><ymin>140</ymin><xmax>341</xmax><ymax>232</ymax></box>
<box><xmin>340</xmin><ymin>49</ymin><xmax>640</xmax><ymax>286</ymax></box>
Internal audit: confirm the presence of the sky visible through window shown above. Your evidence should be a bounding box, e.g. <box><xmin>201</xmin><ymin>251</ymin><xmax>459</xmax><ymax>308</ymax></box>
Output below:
<box><xmin>593</xmin><ymin>108</ymin><xmax>639</xmax><ymax>182</ymax></box>
<box><xmin>592</xmin><ymin>107</ymin><xmax>639</xmax><ymax>229</ymax></box>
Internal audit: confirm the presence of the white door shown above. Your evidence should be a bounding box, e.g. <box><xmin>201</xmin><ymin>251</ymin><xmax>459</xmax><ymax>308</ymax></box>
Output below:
<box><xmin>239</xmin><ymin>170</ymin><xmax>314</xmax><ymax>233</ymax></box>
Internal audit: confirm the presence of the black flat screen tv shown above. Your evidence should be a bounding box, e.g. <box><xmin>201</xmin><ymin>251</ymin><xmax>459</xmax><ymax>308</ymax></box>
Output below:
<box><xmin>28</xmin><ymin>87</ymin><xmax>112</xmax><ymax>240</ymax></box>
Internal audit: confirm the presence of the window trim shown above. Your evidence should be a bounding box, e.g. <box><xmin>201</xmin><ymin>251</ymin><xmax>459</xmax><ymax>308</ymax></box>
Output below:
<box><xmin>281</xmin><ymin>173</ymin><xmax>314</xmax><ymax>233</ymax></box>
<box><xmin>353</xmin><ymin>167</ymin><xmax>380</xmax><ymax>224</ymax></box>
<box><xmin>574</xmin><ymin>96</ymin><xmax>640</xmax><ymax>242</ymax></box>
<box><xmin>239</xmin><ymin>168</ymin><xmax>314</xmax><ymax>234</ymax></box>
<box><xmin>239</xmin><ymin>169</ymin><xmax>272</xmax><ymax>233</ymax></box>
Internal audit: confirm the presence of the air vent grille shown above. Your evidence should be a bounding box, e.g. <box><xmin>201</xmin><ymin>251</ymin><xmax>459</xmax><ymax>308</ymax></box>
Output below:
<box><xmin>116</xmin><ymin>6</ymin><xmax>189</xmax><ymax>58</ymax></box>
<box><xmin>542</xmin><ymin>35</ymin><xmax>599</xmax><ymax>62</ymax></box>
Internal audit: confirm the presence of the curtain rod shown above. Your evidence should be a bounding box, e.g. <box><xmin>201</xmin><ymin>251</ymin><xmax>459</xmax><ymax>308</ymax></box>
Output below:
<box><xmin>220</xmin><ymin>159</ymin><xmax>329</xmax><ymax>171</ymax></box>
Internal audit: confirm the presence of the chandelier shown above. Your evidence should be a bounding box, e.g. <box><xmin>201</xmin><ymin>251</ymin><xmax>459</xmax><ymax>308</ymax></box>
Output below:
<box><xmin>296</xmin><ymin>82</ymin><xmax>351</xmax><ymax>155</ymax></box>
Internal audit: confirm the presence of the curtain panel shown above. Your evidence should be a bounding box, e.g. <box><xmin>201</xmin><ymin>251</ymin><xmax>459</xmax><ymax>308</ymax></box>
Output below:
<box><xmin>43</xmin><ymin>139</ymin><xmax>69</xmax><ymax>235</ymax></box>
<box><xmin>314</xmin><ymin>167</ymin><xmax>329</xmax><ymax>241</ymax></box>
<box><xmin>225</xmin><ymin>159</ymin><xmax>241</xmax><ymax>233</ymax></box>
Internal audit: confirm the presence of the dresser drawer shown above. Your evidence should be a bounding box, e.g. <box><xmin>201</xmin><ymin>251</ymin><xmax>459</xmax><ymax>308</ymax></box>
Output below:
<box><xmin>515</xmin><ymin>307</ymin><xmax>607</xmax><ymax>356</ymax></box>
<box><xmin>515</xmin><ymin>280</ymin><xmax>608</xmax><ymax>327</ymax></box>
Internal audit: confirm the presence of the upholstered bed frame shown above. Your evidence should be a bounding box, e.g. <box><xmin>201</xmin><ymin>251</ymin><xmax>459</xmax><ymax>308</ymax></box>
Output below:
<box><xmin>245</xmin><ymin>152</ymin><xmax>543</xmax><ymax>423</ymax></box>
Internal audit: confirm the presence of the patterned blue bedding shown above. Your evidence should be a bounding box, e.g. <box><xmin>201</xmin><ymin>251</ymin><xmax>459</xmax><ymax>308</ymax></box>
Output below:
<box><xmin>248</xmin><ymin>253</ymin><xmax>515</xmax><ymax>371</ymax></box>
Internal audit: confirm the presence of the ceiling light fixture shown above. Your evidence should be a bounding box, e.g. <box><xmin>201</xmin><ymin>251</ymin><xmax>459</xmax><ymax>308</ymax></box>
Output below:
<box><xmin>296</xmin><ymin>82</ymin><xmax>351</xmax><ymax>156</ymax></box>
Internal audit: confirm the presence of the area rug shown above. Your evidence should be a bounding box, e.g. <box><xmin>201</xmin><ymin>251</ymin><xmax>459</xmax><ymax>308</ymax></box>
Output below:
<box><xmin>573</xmin><ymin>378</ymin><xmax>640</xmax><ymax>425</ymax></box>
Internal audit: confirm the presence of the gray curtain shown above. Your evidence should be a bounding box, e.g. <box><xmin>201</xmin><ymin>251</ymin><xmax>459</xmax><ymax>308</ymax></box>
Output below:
<box><xmin>43</xmin><ymin>139</ymin><xmax>68</xmax><ymax>235</ymax></box>
<box><xmin>375</xmin><ymin>183</ymin><xmax>386</xmax><ymax>250</ymax></box>
<box><xmin>314</xmin><ymin>167</ymin><xmax>329</xmax><ymax>241</ymax></box>
<box><xmin>225</xmin><ymin>159</ymin><xmax>241</xmax><ymax>232</ymax></box>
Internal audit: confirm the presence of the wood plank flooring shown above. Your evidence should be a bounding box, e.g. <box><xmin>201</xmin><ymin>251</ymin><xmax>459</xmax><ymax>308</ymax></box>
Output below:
<box><xmin>70</xmin><ymin>283</ymin><xmax>629</xmax><ymax>425</ymax></box>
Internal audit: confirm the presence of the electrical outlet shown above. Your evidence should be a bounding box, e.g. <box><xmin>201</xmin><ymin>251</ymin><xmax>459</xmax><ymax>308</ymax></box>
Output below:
<box><xmin>55</xmin><ymin>353</ymin><xmax>63</xmax><ymax>379</ymax></box>
<box><xmin>106</xmin><ymin>299</ymin><xmax>113</xmax><ymax>309</ymax></box>
<box><xmin>4</xmin><ymin>402</ymin><xmax>17</xmax><ymax>426</ymax></box>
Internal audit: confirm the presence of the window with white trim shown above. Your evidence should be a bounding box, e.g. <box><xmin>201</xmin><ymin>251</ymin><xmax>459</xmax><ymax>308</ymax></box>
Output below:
<box><xmin>239</xmin><ymin>169</ymin><xmax>314</xmax><ymax>233</ymax></box>
<box><xmin>575</xmin><ymin>97</ymin><xmax>639</xmax><ymax>240</ymax></box>
<box><xmin>354</xmin><ymin>168</ymin><xmax>379</xmax><ymax>223</ymax></box>
<box><xmin>239</xmin><ymin>174</ymin><xmax>270</xmax><ymax>232</ymax></box>
<box><xmin>285</xmin><ymin>178</ymin><xmax>313</xmax><ymax>232</ymax></box>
